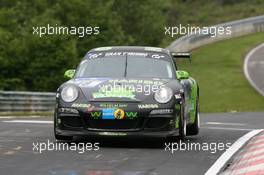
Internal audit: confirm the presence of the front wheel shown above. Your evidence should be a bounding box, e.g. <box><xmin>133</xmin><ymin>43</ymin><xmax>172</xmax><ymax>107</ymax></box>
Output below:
<box><xmin>187</xmin><ymin>94</ymin><xmax>200</xmax><ymax>136</ymax></box>
<box><xmin>179</xmin><ymin>99</ymin><xmax>187</xmax><ymax>140</ymax></box>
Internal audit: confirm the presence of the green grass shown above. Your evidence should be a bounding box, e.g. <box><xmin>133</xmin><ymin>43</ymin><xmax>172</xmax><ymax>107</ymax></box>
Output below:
<box><xmin>177</xmin><ymin>32</ymin><xmax>264</xmax><ymax>113</ymax></box>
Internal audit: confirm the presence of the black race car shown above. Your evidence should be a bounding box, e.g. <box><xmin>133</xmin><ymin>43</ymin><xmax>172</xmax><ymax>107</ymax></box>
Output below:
<box><xmin>54</xmin><ymin>46</ymin><xmax>199</xmax><ymax>140</ymax></box>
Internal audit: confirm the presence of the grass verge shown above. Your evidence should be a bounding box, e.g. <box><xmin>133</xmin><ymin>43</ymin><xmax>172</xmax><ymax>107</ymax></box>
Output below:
<box><xmin>177</xmin><ymin>32</ymin><xmax>264</xmax><ymax>113</ymax></box>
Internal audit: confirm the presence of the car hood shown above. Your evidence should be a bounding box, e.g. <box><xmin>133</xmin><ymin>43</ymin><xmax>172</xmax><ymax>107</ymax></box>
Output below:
<box><xmin>65</xmin><ymin>77</ymin><xmax>182</xmax><ymax>102</ymax></box>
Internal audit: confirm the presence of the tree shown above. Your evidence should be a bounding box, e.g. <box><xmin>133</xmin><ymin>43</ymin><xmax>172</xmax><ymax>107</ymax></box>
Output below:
<box><xmin>0</xmin><ymin>0</ymin><xmax>167</xmax><ymax>91</ymax></box>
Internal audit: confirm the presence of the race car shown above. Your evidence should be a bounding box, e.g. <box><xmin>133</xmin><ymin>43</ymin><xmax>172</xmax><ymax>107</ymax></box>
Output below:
<box><xmin>54</xmin><ymin>46</ymin><xmax>199</xmax><ymax>141</ymax></box>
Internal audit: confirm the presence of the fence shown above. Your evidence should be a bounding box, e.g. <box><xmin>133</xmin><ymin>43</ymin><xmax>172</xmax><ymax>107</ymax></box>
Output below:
<box><xmin>0</xmin><ymin>91</ymin><xmax>56</xmax><ymax>113</ymax></box>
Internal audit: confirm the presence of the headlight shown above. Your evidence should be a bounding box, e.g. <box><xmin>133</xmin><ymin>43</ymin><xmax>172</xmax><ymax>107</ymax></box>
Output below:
<box><xmin>61</xmin><ymin>85</ymin><xmax>78</xmax><ymax>102</ymax></box>
<box><xmin>154</xmin><ymin>86</ymin><xmax>173</xmax><ymax>103</ymax></box>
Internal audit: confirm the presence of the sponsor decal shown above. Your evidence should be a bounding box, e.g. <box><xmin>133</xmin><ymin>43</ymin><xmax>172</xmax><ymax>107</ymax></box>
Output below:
<box><xmin>150</xmin><ymin>109</ymin><xmax>173</xmax><ymax>115</ymax></box>
<box><xmin>99</xmin><ymin>103</ymin><xmax>128</xmax><ymax>108</ymax></box>
<box><xmin>102</xmin><ymin>108</ymin><xmax>125</xmax><ymax>120</ymax></box>
<box><xmin>151</xmin><ymin>54</ymin><xmax>165</xmax><ymax>59</ymax></box>
<box><xmin>138</xmin><ymin>104</ymin><xmax>159</xmax><ymax>109</ymax></box>
<box><xmin>71</xmin><ymin>103</ymin><xmax>90</xmax><ymax>108</ymax></box>
<box><xmin>90</xmin><ymin>108</ymin><xmax>137</xmax><ymax>120</ymax></box>
<box><xmin>90</xmin><ymin>111</ymin><xmax>102</xmax><ymax>119</ymax></box>
<box><xmin>108</xmin><ymin>79</ymin><xmax>163</xmax><ymax>85</ymax></box>
<box><xmin>104</xmin><ymin>52</ymin><xmax>148</xmax><ymax>57</ymax></box>
<box><xmin>93</xmin><ymin>91</ymin><xmax>135</xmax><ymax>99</ymax></box>
<box><xmin>86</xmin><ymin>53</ymin><xmax>103</xmax><ymax>59</ymax></box>
<box><xmin>114</xmin><ymin>109</ymin><xmax>125</xmax><ymax>119</ymax></box>
<box><xmin>102</xmin><ymin>108</ymin><xmax>115</xmax><ymax>119</ymax></box>
<box><xmin>71</xmin><ymin>103</ymin><xmax>98</xmax><ymax>112</ymax></box>
<box><xmin>125</xmin><ymin>112</ymin><xmax>138</xmax><ymax>119</ymax></box>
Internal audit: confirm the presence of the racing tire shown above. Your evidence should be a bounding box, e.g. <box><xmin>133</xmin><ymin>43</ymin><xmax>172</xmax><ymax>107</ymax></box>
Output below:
<box><xmin>187</xmin><ymin>94</ymin><xmax>200</xmax><ymax>136</ymax></box>
<box><xmin>179</xmin><ymin>98</ymin><xmax>187</xmax><ymax>140</ymax></box>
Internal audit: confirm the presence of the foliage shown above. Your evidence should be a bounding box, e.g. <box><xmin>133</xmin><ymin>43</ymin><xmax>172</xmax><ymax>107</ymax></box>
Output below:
<box><xmin>0</xmin><ymin>0</ymin><xmax>166</xmax><ymax>91</ymax></box>
<box><xmin>0</xmin><ymin>0</ymin><xmax>263</xmax><ymax>91</ymax></box>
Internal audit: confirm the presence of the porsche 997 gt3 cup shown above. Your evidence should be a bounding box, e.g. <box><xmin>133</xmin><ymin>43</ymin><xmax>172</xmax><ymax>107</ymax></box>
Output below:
<box><xmin>54</xmin><ymin>46</ymin><xmax>200</xmax><ymax>141</ymax></box>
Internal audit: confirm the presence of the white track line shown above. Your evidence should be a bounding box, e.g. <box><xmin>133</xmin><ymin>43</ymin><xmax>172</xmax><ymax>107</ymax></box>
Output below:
<box><xmin>206</xmin><ymin>122</ymin><xmax>246</xmax><ymax>126</ymax></box>
<box><xmin>0</xmin><ymin>116</ymin><xmax>46</xmax><ymax>119</ymax></box>
<box><xmin>244</xmin><ymin>43</ymin><xmax>264</xmax><ymax>96</ymax></box>
<box><xmin>2</xmin><ymin>120</ymin><xmax>53</xmax><ymax>124</ymax></box>
<box><xmin>204</xmin><ymin>129</ymin><xmax>264</xmax><ymax>175</ymax></box>
<box><xmin>202</xmin><ymin>127</ymin><xmax>254</xmax><ymax>131</ymax></box>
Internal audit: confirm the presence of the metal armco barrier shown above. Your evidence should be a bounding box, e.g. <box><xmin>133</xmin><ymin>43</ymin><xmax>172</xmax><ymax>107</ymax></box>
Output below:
<box><xmin>167</xmin><ymin>15</ymin><xmax>264</xmax><ymax>52</ymax></box>
<box><xmin>0</xmin><ymin>91</ymin><xmax>56</xmax><ymax>112</ymax></box>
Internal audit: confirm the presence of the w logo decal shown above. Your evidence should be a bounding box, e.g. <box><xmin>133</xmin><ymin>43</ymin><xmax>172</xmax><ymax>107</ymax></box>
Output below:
<box><xmin>125</xmin><ymin>112</ymin><xmax>138</xmax><ymax>119</ymax></box>
<box><xmin>90</xmin><ymin>112</ymin><xmax>102</xmax><ymax>119</ymax></box>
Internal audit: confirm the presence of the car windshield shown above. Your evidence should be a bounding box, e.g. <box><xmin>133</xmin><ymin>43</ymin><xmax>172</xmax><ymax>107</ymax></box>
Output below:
<box><xmin>75</xmin><ymin>56</ymin><xmax>174</xmax><ymax>79</ymax></box>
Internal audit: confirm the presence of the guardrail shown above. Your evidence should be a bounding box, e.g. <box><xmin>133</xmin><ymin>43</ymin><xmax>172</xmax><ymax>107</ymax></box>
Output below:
<box><xmin>0</xmin><ymin>91</ymin><xmax>56</xmax><ymax>112</ymax></box>
<box><xmin>167</xmin><ymin>15</ymin><xmax>264</xmax><ymax>52</ymax></box>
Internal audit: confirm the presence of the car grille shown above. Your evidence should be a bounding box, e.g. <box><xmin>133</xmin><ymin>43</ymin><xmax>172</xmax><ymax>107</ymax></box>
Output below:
<box><xmin>61</xmin><ymin>115</ymin><xmax>83</xmax><ymax>128</ymax></box>
<box><xmin>145</xmin><ymin>117</ymin><xmax>171</xmax><ymax>130</ymax></box>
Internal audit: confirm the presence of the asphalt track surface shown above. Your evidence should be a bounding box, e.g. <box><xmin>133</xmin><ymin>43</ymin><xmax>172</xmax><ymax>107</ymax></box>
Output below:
<box><xmin>0</xmin><ymin>112</ymin><xmax>264</xmax><ymax>175</ymax></box>
<box><xmin>244</xmin><ymin>43</ymin><xmax>264</xmax><ymax>96</ymax></box>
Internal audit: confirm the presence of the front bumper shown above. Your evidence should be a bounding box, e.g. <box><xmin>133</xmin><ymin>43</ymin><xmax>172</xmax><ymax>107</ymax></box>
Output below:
<box><xmin>54</xmin><ymin>103</ymin><xmax>181</xmax><ymax>138</ymax></box>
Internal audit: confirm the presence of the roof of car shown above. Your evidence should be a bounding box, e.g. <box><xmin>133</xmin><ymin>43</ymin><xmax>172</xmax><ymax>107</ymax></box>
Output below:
<box><xmin>89</xmin><ymin>46</ymin><xmax>170</xmax><ymax>54</ymax></box>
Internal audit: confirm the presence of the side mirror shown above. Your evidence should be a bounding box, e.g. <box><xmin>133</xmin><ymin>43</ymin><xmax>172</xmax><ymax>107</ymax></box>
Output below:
<box><xmin>64</xmin><ymin>69</ymin><xmax>75</xmax><ymax>79</ymax></box>
<box><xmin>176</xmin><ymin>70</ymin><xmax>189</xmax><ymax>80</ymax></box>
